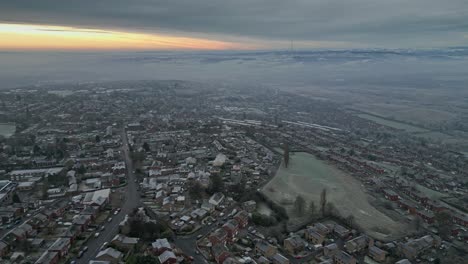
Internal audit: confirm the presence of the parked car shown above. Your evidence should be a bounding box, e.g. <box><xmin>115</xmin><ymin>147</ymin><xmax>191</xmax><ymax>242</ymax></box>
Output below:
<box><xmin>94</xmin><ymin>232</ymin><xmax>100</xmax><ymax>238</ymax></box>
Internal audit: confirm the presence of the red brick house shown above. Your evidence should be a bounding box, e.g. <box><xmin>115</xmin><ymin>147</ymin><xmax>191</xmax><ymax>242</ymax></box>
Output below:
<box><xmin>234</xmin><ymin>210</ymin><xmax>249</xmax><ymax>228</ymax></box>
<box><xmin>48</xmin><ymin>238</ymin><xmax>71</xmax><ymax>258</ymax></box>
<box><xmin>222</xmin><ymin>219</ymin><xmax>239</xmax><ymax>242</ymax></box>
<box><xmin>209</xmin><ymin>228</ymin><xmax>228</xmax><ymax>246</ymax></box>
<box><xmin>151</xmin><ymin>238</ymin><xmax>172</xmax><ymax>255</ymax></box>
<box><xmin>35</xmin><ymin>251</ymin><xmax>59</xmax><ymax>264</ymax></box>
<box><xmin>0</xmin><ymin>241</ymin><xmax>9</xmax><ymax>257</ymax></box>
<box><xmin>398</xmin><ymin>199</ymin><xmax>417</xmax><ymax>214</ymax></box>
<box><xmin>72</xmin><ymin>214</ymin><xmax>92</xmax><ymax>231</ymax></box>
<box><xmin>383</xmin><ymin>189</ymin><xmax>399</xmax><ymax>201</ymax></box>
<box><xmin>212</xmin><ymin>244</ymin><xmax>230</xmax><ymax>264</ymax></box>
<box><xmin>417</xmin><ymin>210</ymin><xmax>435</xmax><ymax>224</ymax></box>
<box><xmin>453</xmin><ymin>213</ymin><xmax>468</xmax><ymax>227</ymax></box>
<box><xmin>158</xmin><ymin>250</ymin><xmax>177</xmax><ymax>264</ymax></box>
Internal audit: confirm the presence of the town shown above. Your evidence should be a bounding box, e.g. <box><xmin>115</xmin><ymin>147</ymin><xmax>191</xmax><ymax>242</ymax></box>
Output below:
<box><xmin>0</xmin><ymin>80</ymin><xmax>466</xmax><ymax>264</ymax></box>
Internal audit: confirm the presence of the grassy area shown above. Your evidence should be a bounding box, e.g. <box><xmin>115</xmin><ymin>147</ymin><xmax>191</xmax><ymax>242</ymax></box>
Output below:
<box><xmin>358</xmin><ymin>114</ymin><xmax>428</xmax><ymax>133</ymax></box>
<box><xmin>262</xmin><ymin>152</ymin><xmax>407</xmax><ymax>240</ymax></box>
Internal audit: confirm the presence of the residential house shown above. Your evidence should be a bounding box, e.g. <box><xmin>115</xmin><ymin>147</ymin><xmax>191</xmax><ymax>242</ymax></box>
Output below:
<box><xmin>152</xmin><ymin>238</ymin><xmax>172</xmax><ymax>255</ymax></box>
<box><xmin>416</xmin><ymin>210</ymin><xmax>435</xmax><ymax>224</ymax></box>
<box><xmin>0</xmin><ymin>240</ymin><xmax>9</xmax><ymax>257</ymax></box>
<box><xmin>311</xmin><ymin>223</ymin><xmax>332</xmax><ymax>236</ymax></box>
<box><xmin>306</xmin><ymin>228</ymin><xmax>325</xmax><ymax>245</ymax></box>
<box><xmin>383</xmin><ymin>189</ymin><xmax>399</xmax><ymax>201</ymax></box>
<box><xmin>35</xmin><ymin>251</ymin><xmax>59</xmax><ymax>264</ymax></box>
<box><xmin>208</xmin><ymin>192</ymin><xmax>225</xmax><ymax>207</ymax></box>
<box><xmin>398</xmin><ymin>199</ymin><xmax>418</xmax><ymax>214</ymax></box>
<box><xmin>255</xmin><ymin>241</ymin><xmax>278</xmax><ymax>258</ymax></box>
<box><xmin>95</xmin><ymin>247</ymin><xmax>123</xmax><ymax>264</ymax></box>
<box><xmin>72</xmin><ymin>214</ymin><xmax>92</xmax><ymax>231</ymax></box>
<box><xmin>212</xmin><ymin>244</ymin><xmax>230</xmax><ymax>264</ymax></box>
<box><xmin>201</xmin><ymin>200</ymin><xmax>215</xmax><ymax>212</ymax></box>
<box><xmin>111</xmin><ymin>234</ymin><xmax>139</xmax><ymax>252</ymax></box>
<box><xmin>333</xmin><ymin>224</ymin><xmax>351</xmax><ymax>239</ymax></box>
<box><xmin>48</xmin><ymin>237</ymin><xmax>71</xmax><ymax>258</ymax></box>
<box><xmin>368</xmin><ymin>246</ymin><xmax>387</xmax><ymax>262</ymax></box>
<box><xmin>222</xmin><ymin>219</ymin><xmax>239</xmax><ymax>242</ymax></box>
<box><xmin>334</xmin><ymin>250</ymin><xmax>356</xmax><ymax>264</ymax></box>
<box><xmin>272</xmin><ymin>253</ymin><xmax>290</xmax><ymax>264</ymax></box>
<box><xmin>395</xmin><ymin>259</ymin><xmax>412</xmax><ymax>264</ymax></box>
<box><xmin>453</xmin><ymin>213</ymin><xmax>468</xmax><ymax>227</ymax></box>
<box><xmin>398</xmin><ymin>235</ymin><xmax>441</xmax><ymax>260</ymax></box>
<box><xmin>234</xmin><ymin>210</ymin><xmax>249</xmax><ymax>228</ymax></box>
<box><xmin>283</xmin><ymin>236</ymin><xmax>305</xmax><ymax>255</ymax></box>
<box><xmin>243</xmin><ymin>200</ymin><xmax>257</xmax><ymax>212</ymax></box>
<box><xmin>209</xmin><ymin>228</ymin><xmax>228</xmax><ymax>246</ymax></box>
<box><xmin>345</xmin><ymin>235</ymin><xmax>374</xmax><ymax>253</ymax></box>
<box><xmin>81</xmin><ymin>206</ymin><xmax>100</xmax><ymax>220</ymax></box>
<box><xmin>323</xmin><ymin>243</ymin><xmax>339</xmax><ymax>257</ymax></box>
<box><xmin>158</xmin><ymin>250</ymin><xmax>177</xmax><ymax>264</ymax></box>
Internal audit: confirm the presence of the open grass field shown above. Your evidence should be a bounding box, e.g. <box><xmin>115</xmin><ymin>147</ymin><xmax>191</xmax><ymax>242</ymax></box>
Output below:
<box><xmin>262</xmin><ymin>152</ymin><xmax>407</xmax><ymax>240</ymax></box>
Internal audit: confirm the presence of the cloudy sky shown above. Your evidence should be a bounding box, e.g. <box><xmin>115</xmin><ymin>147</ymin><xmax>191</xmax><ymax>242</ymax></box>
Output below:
<box><xmin>0</xmin><ymin>0</ymin><xmax>467</xmax><ymax>50</ymax></box>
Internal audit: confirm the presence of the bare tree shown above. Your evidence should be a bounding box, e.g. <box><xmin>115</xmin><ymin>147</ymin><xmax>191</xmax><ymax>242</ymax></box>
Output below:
<box><xmin>345</xmin><ymin>214</ymin><xmax>355</xmax><ymax>227</ymax></box>
<box><xmin>325</xmin><ymin>202</ymin><xmax>337</xmax><ymax>217</ymax></box>
<box><xmin>320</xmin><ymin>188</ymin><xmax>327</xmax><ymax>216</ymax></box>
<box><xmin>309</xmin><ymin>201</ymin><xmax>316</xmax><ymax>216</ymax></box>
<box><xmin>283</xmin><ymin>143</ymin><xmax>290</xmax><ymax>168</ymax></box>
<box><xmin>294</xmin><ymin>195</ymin><xmax>306</xmax><ymax>216</ymax></box>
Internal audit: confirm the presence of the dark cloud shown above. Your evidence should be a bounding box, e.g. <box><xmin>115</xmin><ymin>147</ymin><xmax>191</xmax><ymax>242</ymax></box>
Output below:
<box><xmin>0</xmin><ymin>0</ymin><xmax>467</xmax><ymax>47</ymax></box>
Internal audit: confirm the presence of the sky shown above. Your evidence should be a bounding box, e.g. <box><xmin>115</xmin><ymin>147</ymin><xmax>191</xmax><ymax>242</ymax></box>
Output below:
<box><xmin>0</xmin><ymin>0</ymin><xmax>467</xmax><ymax>50</ymax></box>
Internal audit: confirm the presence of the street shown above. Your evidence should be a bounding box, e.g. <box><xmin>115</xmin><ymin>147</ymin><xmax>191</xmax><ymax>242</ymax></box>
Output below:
<box><xmin>77</xmin><ymin>129</ymin><xmax>141</xmax><ymax>264</ymax></box>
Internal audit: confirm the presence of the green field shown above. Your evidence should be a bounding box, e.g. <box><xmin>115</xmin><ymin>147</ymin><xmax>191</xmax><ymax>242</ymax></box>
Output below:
<box><xmin>0</xmin><ymin>123</ymin><xmax>16</xmax><ymax>138</ymax></box>
<box><xmin>262</xmin><ymin>152</ymin><xmax>407</xmax><ymax>240</ymax></box>
<box><xmin>358</xmin><ymin>114</ymin><xmax>428</xmax><ymax>133</ymax></box>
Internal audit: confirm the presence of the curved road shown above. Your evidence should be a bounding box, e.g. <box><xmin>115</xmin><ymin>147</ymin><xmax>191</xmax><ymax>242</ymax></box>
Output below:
<box><xmin>77</xmin><ymin>129</ymin><xmax>141</xmax><ymax>264</ymax></box>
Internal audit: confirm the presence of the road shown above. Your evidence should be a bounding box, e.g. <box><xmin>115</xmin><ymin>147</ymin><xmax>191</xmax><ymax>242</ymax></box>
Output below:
<box><xmin>172</xmin><ymin>224</ymin><xmax>214</xmax><ymax>264</ymax></box>
<box><xmin>77</xmin><ymin>129</ymin><xmax>141</xmax><ymax>264</ymax></box>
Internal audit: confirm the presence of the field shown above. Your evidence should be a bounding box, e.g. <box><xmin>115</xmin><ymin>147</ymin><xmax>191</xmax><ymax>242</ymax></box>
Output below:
<box><xmin>262</xmin><ymin>152</ymin><xmax>407</xmax><ymax>240</ymax></box>
<box><xmin>358</xmin><ymin>114</ymin><xmax>428</xmax><ymax>133</ymax></box>
<box><xmin>0</xmin><ymin>123</ymin><xmax>16</xmax><ymax>138</ymax></box>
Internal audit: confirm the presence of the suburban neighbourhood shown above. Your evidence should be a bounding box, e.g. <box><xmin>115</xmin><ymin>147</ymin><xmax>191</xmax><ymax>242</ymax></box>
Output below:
<box><xmin>0</xmin><ymin>81</ymin><xmax>466</xmax><ymax>264</ymax></box>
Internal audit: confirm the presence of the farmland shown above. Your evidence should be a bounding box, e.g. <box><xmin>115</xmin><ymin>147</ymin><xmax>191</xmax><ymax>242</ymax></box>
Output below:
<box><xmin>357</xmin><ymin>114</ymin><xmax>428</xmax><ymax>133</ymax></box>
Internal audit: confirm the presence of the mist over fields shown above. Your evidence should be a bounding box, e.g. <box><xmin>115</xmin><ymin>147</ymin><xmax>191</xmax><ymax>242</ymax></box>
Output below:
<box><xmin>1</xmin><ymin>48</ymin><xmax>468</xmax><ymax>89</ymax></box>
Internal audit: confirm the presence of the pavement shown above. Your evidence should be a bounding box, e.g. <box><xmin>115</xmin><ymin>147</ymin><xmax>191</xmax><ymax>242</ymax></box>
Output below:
<box><xmin>77</xmin><ymin>129</ymin><xmax>141</xmax><ymax>264</ymax></box>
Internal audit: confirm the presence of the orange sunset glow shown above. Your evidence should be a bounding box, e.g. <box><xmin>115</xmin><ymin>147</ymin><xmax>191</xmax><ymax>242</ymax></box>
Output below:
<box><xmin>0</xmin><ymin>23</ymin><xmax>249</xmax><ymax>50</ymax></box>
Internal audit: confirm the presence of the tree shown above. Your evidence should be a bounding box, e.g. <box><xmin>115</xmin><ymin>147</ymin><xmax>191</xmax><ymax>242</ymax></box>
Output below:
<box><xmin>435</xmin><ymin>211</ymin><xmax>452</xmax><ymax>238</ymax></box>
<box><xmin>294</xmin><ymin>195</ymin><xmax>306</xmax><ymax>216</ymax></box>
<box><xmin>320</xmin><ymin>188</ymin><xmax>327</xmax><ymax>216</ymax></box>
<box><xmin>309</xmin><ymin>201</ymin><xmax>316</xmax><ymax>216</ymax></box>
<box><xmin>76</xmin><ymin>165</ymin><xmax>87</xmax><ymax>174</ymax></box>
<box><xmin>435</xmin><ymin>211</ymin><xmax>451</xmax><ymax>225</ymax></box>
<box><xmin>126</xmin><ymin>254</ymin><xmax>159</xmax><ymax>264</ymax></box>
<box><xmin>345</xmin><ymin>214</ymin><xmax>355</xmax><ymax>227</ymax></box>
<box><xmin>33</xmin><ymin>144</ymin><xmax>41</xmax><ymax>155</ymax></box>
<box><xmin>208</xmin><ymin>174</ymin><xmax>224</xmax><ymax>194</ymax></box>
<box><xmin>142</xmin><ymin>142</ymin><xmax>150</xmax><ymax>152</ymax></box>
<box><xmin>12</xmin><ymin>192</ymin><xmax>21</xmax><ymax>203</ymax></box>
<box><xmin>188</xmin><ymin>181</ymin><xmax>204</xmax><ymax>200</ymax></box>
<box><xmin>325</xmin><ymin>202</ymin><xmax>337</xmax><ymax>217</ymax></box>
<box><xmin>283</xmin><ymin>143</ymin><xmax>290</xmax><ymax>168</ymax></box>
